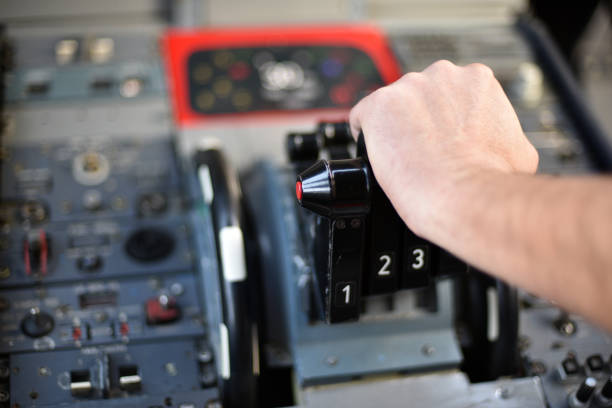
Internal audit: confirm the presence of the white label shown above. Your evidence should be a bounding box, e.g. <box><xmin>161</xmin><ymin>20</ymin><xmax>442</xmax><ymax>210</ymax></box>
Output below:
<box><xmin>377</xmin><ymin>254</ymin><xmax>392</xmax><ymax>276</ymax></box>
<box><xmin>198</xmin><ymin>165</ymin><xmax>214</xmax><ymax>204</ymax></box>
<box><xmin>342</xmin><ymin>284</ymin><xmax>351</xmax><ymax>304</ymax></box>
<box><xmin>411</xmin><ymin>248</ymin><xmax>425</xmax><ymax>270</ymax></box>
<box><xmin>219</xmin><ymin>226</ymin><xmax>247</xmax><ymax>282</ymax></box>
<box><xmin>220</xmin><ymin>323</ymin><xmax>231</xmax><ymax>380</ymax></box>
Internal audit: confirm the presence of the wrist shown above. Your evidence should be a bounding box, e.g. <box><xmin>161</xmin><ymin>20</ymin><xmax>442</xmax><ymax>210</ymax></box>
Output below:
<box><xmin>408</xmin><ymin>167</ymin><xmax>506</xmax><ymax>243</ymax></box>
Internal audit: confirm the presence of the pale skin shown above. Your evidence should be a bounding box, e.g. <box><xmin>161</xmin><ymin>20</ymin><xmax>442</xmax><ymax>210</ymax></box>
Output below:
<box><xmin>349</xmin><ymin>59</ymin><xmax>612</xmax><ymax>332</ymax></box>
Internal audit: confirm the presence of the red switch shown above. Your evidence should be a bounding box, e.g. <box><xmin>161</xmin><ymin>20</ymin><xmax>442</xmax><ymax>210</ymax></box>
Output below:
<box><xmin>72</xmin><ymin>325</ymin><xmax>82</xmax><ymax>341</ymax></box>
<box><xmin>120</xmin><ymin>321</ymin><xmax>129</xmax><ymax>336</ymax></box>
<box><xmin>145</xmin><ymin>295</ymin><xmax>181</xmax><ymax>325</ymax></box>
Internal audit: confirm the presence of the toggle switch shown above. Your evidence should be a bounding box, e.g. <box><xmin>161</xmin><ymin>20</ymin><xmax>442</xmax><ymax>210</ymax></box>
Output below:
<box><xmin>23</xmin><ymin>230</ymin><xmax>51</xmax><ymax>276</ymax></box>
<box><xmin>146</xmin><ymin>294</ymin><xmax>181</xmax><ymax>325</ymax></box>
<box><xmin>118</xmin><ymin>365</ymin><xmax>142</xmax><ymax>392</ymax></box>
<box><xmin>597</xmin><ymin>376</ymin><xmax>612</xmax><ymax>407</ymax></box>
<box><xmin>70</xmin><ymin>370</ymin><xmax>92</xmax><ymax>397</ymax></box>
<box><xmin>568</xmin><ymin>377</ymin><xmax>597</xmax><ymax>407</ymax></box>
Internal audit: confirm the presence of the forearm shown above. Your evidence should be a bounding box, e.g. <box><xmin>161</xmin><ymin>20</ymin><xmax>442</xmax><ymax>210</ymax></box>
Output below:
<box><xmin>422</xmin><ymin>171</ymin><xmax>612</xmax><ymax>330</ymax></box>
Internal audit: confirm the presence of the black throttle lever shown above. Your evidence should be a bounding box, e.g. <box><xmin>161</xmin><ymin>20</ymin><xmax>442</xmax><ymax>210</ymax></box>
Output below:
<box><xmin>296</xmin><ymin>128</ymin><xmax>466</xmax><ymax>323</ymax></box>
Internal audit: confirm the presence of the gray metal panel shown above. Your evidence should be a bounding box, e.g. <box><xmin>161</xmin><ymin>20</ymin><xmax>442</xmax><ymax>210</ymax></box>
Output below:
<box><xmin>300</xmin><ymin>371</ymin><xmax>547</xmax><ymax>408</ymax></box>
<box><xmin>520</xmin><ymin>304</ymin><xmax>612</xmax><ymax>408</ymax></box>
<box><xmin>10</xmin><ymin>340</ymin><xmax>218</xmax><ymax>407</ymax></box>
<box><xmin>3</xmin><ymin>98</ymin><xmax>172</xmax><ymax>145</ymax></box>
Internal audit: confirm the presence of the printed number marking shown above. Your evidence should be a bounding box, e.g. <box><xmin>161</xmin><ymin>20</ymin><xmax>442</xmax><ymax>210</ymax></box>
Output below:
<box><xmin>342</xmin><ymin>284</ymin><xmax>351</xmax><ymax>304</ymax></box>
<box><xmin>378</xmin><ymin>254</ymin><xmax>392</xmax><ymax>276</ymax></box>
<box><xmin>412</xmin><ymin>248</ymin><xmax>425</xmax><ymax>270</ymax></box>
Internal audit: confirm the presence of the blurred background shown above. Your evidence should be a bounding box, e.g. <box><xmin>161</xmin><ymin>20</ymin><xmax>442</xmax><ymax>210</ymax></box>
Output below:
<box><xmin>1</xmin><ymin>0</ymin><xmax>610</xmax><ymax>135</ymax></box>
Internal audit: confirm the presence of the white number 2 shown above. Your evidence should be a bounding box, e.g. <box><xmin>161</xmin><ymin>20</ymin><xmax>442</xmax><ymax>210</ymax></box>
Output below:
<box><xmin>342</xmin><ymin>284</ymin><xmax>351</xmax><ymax>304</ymax></box>
<box><xmin>412</xmin><ymin>248</ymin><xmax>425</xmax><ymax>270</ymax></box>
<box><xmin>378</xmin><ymin>254</ymin><xmax>392</xmax><ymax>276</ymax></box>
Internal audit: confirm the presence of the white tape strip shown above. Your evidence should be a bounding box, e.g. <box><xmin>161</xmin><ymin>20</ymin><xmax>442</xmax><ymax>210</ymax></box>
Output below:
<box><xmin>220</xmin><ymin>323</ymin><xmax>231</xmax><ymax>380</ymax></box>
<box><xmin>487</xmin><ymin>287</ymin><xmax>500</xmax><ymax>342</ymax></box>
<box><xmin>219</xmin><ymin>226</ymin><xmax>247</xmax><ymax>282</ymax></box>
<box><xmin>198</xmin><ymin>165</ymin><xmax>214</xmax><ymax>205</ymax></box>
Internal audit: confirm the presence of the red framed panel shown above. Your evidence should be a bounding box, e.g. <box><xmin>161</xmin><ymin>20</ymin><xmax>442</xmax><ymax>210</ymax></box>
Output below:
<box><xmin>162</xmin><ymin>25</ymin><xmax>402</xmax><ymax>126</ymax></box>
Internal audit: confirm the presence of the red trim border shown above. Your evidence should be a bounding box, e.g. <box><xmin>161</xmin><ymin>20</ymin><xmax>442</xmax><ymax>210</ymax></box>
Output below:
<box><xmin>161</xmin><ymin>25</ymin><xmax>402</xmax><ymax>126</ymax></box>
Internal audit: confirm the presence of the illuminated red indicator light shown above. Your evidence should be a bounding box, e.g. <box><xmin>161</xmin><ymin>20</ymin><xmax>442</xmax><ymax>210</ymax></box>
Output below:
<box><xmin>296</xmin><ymin>181</ymin><xmax>303</xmax><ymax>201</ymax></box>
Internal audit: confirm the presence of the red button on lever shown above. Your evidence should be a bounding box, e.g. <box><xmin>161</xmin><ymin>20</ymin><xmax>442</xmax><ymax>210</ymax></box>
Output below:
<box><xmin>296</xmin><ymin>181</ymin><xmax>303</xmax><ymax>201</ymax></box>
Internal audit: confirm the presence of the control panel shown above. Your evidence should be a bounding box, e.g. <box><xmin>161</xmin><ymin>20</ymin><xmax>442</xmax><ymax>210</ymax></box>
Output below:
<box><xmin>163</xmin><ymin>26</ymin><xmax>401</xmax><ymax>123</ymax></box>
<box><xmin>1</xmin><ymin>16</ymin><xmax>612</xmax><ymax>408</ymax></box>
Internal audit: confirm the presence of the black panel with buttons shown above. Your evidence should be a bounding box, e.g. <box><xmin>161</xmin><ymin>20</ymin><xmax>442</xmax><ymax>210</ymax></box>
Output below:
<box><xmin>188</xmin><ymin>46</ymin><xmax>385</xmax><ymax>114</ymax></box>
<box><xmin>290</xmin><ymin>122</ymin><xmax>467</xmax><ymax>323</ymax></box>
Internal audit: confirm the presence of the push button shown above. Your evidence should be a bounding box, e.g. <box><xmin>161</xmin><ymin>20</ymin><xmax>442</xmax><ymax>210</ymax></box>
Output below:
<box><xmin>586</xmin><ymin>354</ymin><xmax>604</xmax><ymax>372</ymax></box>
<box><xmin>562</xmin><ymin>356</ymin><xmax>581</xmax><ymax>376</ymax></box>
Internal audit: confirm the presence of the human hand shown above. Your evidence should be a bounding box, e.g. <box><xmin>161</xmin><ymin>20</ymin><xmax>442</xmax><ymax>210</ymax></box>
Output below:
<box><xmin>349</xmin><ymin>60</ymin><xmax>538</xmax><ymax>237</ymax></box>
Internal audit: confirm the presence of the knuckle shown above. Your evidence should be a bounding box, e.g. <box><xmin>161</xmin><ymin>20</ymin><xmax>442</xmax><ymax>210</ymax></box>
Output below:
<box><xmin>467</xmin><ymin>62</ymin><xmax>494</xmax><ymax>78</ymax></box>
<box><xmin>528</xmin><ymin>144</ymin><xmax>540</xmax><ymax>173</ymax></box>
<box><xmin>372</xmin><ymin>84</ymin><xmax>399</xmax><ymax>105</ymax></box>
<box><xmin>429</xmin><ymin>59</ymin><xmax>456</xmax><ymax>71</ymax></box>
<box><xmin>398</xmin><ymin>71</ymin><xmax>423</xmax><ymax>84</ymax></box>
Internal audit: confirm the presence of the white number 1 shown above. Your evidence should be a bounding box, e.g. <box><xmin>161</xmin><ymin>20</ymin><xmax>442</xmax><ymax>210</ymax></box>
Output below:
<box><xmin>342</xmin><ymin>284</ymin><xmax>351</xmax><ymax>304</ymax></box>
<box><xmin>412</xmin><ymin>248</ymin><xmax>425</xmax><ymax>270</ymax></box>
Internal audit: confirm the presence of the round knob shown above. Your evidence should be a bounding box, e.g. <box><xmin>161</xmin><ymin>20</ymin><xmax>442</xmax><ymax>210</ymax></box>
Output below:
<box><xmin>576</xmin><ymin>377</ymin><xmax>597</xmax><ymax>404</ymax></box>
<box><xmin>21</xmin><ymin>307</ymin><xmax>54</xmax><ymax>338</ymax></box>
<box><xmin>125</xmin><ymin>228</ymin><xmax>175</xmax><ymax>262</ymax></box>
<box><xmin>601</xmin><ymin>376</ymin><xmax>612</xmax><ymax>400</ymax></box>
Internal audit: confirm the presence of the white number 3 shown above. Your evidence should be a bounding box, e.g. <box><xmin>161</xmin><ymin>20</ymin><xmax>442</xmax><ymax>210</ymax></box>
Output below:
<box><xmin>412</xmin><ymin>248</ymin><xmax>425</xmax><ymax>270</ymax></box>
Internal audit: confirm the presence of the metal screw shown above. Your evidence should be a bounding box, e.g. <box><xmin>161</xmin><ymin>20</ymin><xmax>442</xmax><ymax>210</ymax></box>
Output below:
<box><xmin>61</xmin><ymin>200</ymin><xmax>72</xmax><ymax>214</ymax></box>
<box><xmin>165</xmin><ymin>362</ymin><xmax>178</xmax><ymax>376</ymax></box>
<box><xmin>336</xmin><ymin>219</ymin><xmax>346</xmax><ymax>230</ymax></box>
<box><xmin>559</xmin><ymin>320</ymin><xmax>576</xmax><ymax>336</ymax></box>
<box><xmin>421</xmin><ymin>344</ymin><xmax>435</xmax><ymax>356</ymax></box>
<box><xmin>518</xmin><ymin>335</ymin><xmax>531</xmax><ymax>351</ymax></box>
<box><xmin>350</xmin><ymin>218</ymin><xmax>361</xmax><ymax>228</ymax></box>
<box><xmin>201</xmin><ymin>369</ymin><xmax>217</xmax><ymax>386</ymax></box>
<box><xmin>530</xmin><ymin>360</ymin><xmax>547</xmax><ymax>375</ymax></box>
<box><xmin>495</xmin><ymin>387</ymin><xmax>511</xmax><ymax>399</ymax></box>
<box><xmin>325</xmin><ymin>356</ymin><xmax>338</xmax><ymax>366</ymax></box>
<box><xmin>170</xmin><ymin>283</ymin><xmax>184</xmax><ymax>296</ymax></box>
<box><xmin>112</xmin><ymin>196</ymin><xmax>126</xmax><ymax>210</ymax></box>
<box><xmin>38</xmin><ymin>366</ymin><xmax>51</xmax><ymax>376</ymax></box>
<box><xmin>198</xmin><ymin>350</ymin><xmax>213</xmax><ymax>364</ymax></box>
<box><xmin>550</xmin><ymin>341</ymin><xmax>565</xmax><ymax>350</ymax></box>
<box><xmin>0</xmin><ymin>366</ymin><xmax>9</xmax><ymax>379</ymax></box>
<box><xmin>0</xmin><ymin>390</ymin><xmax>9</xmax><ymax>402</ymax></box>
<box><xmin>554</xmin><ymin>312</ymin><xmax>577</xmax><ymax>336</ymax></box>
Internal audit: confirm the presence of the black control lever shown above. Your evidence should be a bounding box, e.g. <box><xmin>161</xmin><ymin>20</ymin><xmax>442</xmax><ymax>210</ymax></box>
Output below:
<box><xmin>193</xmin><ymin>147</ymin><xmax>258</xmax><ymax>407</ymax></box>
<box><xmin>295</xmin><ymin>127</ymin><xmax>467</xmax><ymax>323</ymax></box>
